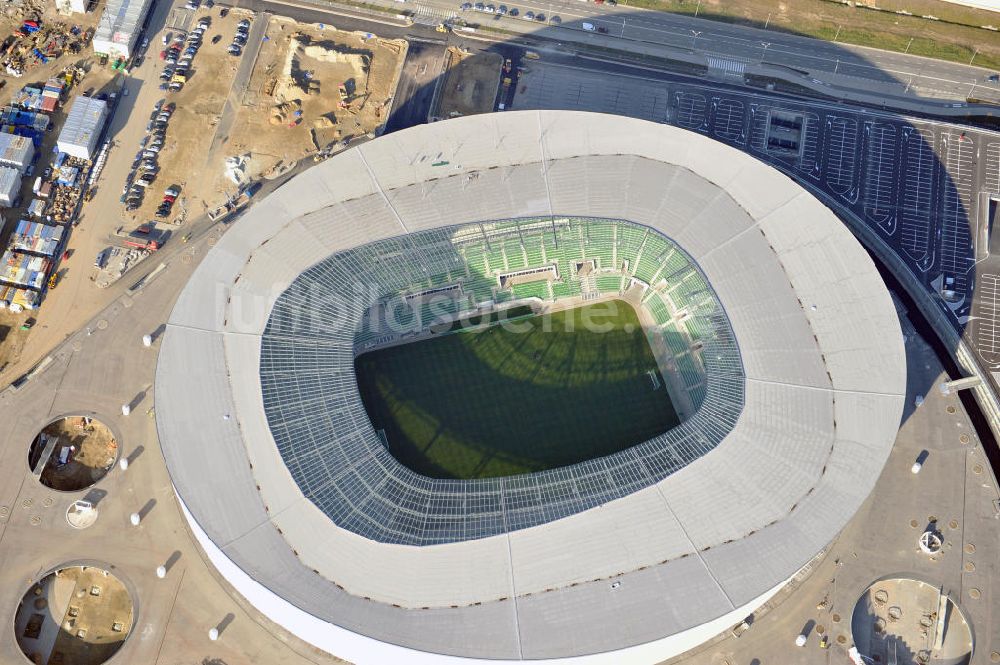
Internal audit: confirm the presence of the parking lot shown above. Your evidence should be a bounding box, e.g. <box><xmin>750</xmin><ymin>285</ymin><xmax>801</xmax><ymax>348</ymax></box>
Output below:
<box><xmin>511</xmin><ymin>58</ymin><xmax>1000</xmax><ymax>371</ymax></box>
<box><xmin>119</xmin><ymin>4</ymin><xmax>248</xmax><ymax>223</ymax></box>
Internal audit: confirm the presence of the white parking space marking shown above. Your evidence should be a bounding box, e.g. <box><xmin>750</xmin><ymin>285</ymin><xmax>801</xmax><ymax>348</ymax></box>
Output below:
<box><xmin>863</xmin><ymin>121</ymin><xmax>897</xmax><ymax>232</ymax></box>
<box><xmin>747</xmin><ymin>103</ymin><xmax>769</xmax><ymax>155</ymax></box>
<box><xmin>975</xmin><ymin>274</ymin><xmax>1000</xmax><ymax>367</ymax></box>
<box><xmin>825</xmin><ymin>115</ymin><xmax>858</xmax><ymax>197</ymax></box>
<box><xmin>795</xmin><ymin>112</ymin><xmax>821</xmax><ymax>181</ymax></box>
<box><xmin>986</xmin><ymin>143</ymin><xmax>1000</xmax><ymax>194</ymax></box>
<box><xmin>939</xmin><ymin>132</ymin><xmax>976</xmax><ymax>293</ymax></box>
<box><xmin>674</xmin><ymin>91</ymin><xmax>707</xmax><ymax>131</ymax></box>
<box><xmin>899</xmin><ymin>126</ymin><xmax>936</xmax><ymax>263</ymax></box>
<box><xmin>711</xmin><ymin>97</ymin><xmax>745</xmax><ymax>144</ymax></box>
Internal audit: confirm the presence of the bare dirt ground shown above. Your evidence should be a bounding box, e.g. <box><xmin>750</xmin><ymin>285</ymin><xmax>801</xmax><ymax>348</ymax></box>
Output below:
<box><xmin>0</xmin><ymin>2</ymin><xmax>120</xmax><ymax>371</ymax></box>
<box><xmin>17</xmin><ymin>566</ymin><xmax>133</xmax><ymax>665</ymax></box>
<box><xmin>431</xmin><ymin>47</ymin><xmax>503</xmax><ymax>120</ymax></box>
<box><xmin>35</xmin><ymin>416</ymin><xmax>117</xmax><ymax>492</ymax></box>
<box><xmin>208</xmin><ymin>17</ymin><xmax>406</xmax><ymax>195</ymax></box>
<box><xmin>123</xmin><ymin>5</ymin><xmax>245</xmax><ymax>224</ymax></box>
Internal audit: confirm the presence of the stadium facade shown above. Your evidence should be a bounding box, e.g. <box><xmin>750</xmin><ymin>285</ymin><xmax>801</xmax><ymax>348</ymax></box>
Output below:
<box><xmin>156</xmin><ymin>111</ymin><xmax>906</xmax><ymax>663</ymax></box>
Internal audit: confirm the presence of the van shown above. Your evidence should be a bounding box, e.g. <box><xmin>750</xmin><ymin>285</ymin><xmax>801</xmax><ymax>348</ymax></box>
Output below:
<box><xmin>582</xmin><ymin>22</ymin><xmax>595</xmax><ymax>31</ymax></box>
<box><xmin>95</xmin><ymin>248</ymin><xmax>110</xmax><ymax>269</ymax></box>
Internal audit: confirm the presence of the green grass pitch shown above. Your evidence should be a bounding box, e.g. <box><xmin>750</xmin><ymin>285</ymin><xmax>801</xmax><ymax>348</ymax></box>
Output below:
<box><xmin>355</xmin><ymin>300</ymin><xmax>679</xmax><ymax>479</ymax></box>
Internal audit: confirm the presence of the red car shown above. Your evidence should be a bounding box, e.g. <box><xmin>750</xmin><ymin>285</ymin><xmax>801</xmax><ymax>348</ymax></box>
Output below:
<box><xmin>159</xmin><ymin>50</ymin><xmax>167</xmax><ymax>60</ymax></box>
<box><xmin>162</xmin><ymin>194</ymin><xmax>177</xmax><ymax>204</ymax></box>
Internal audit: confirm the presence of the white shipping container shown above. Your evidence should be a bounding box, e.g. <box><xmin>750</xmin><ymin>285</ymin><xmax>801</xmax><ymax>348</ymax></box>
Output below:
<box><xmin>57</xmin><ymin>96</ymin><xmax>108</xmax><ymax>160</ymax></box>
<box><xmin>0</xmin><ymin>166</ymin><xmax>22</xmax><ymax>207</ymax></box>
<box><xmin>92</xmin><ymin>0</ymin><xmax>155</xmax><ymax>59</ymax></box>
<box><xmin>0</xmin><ymin>133</ymin><xmax>35</xmax><ymax>172</ymax></box>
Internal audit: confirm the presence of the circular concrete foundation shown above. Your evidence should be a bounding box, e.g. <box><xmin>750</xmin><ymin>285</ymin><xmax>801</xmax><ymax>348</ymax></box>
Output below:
<box><xmin>13</xmin><ymin>564</ymin><xmax>134</xmax><ymax>665</ymax></box>
<box><xmin>852</xmin><ymin>577</ymin><xmax>973</xmax><ymax>665</ymax></box>
<box><xmin>27</xmin><ymin>417</ymin><xmax>119</xmax><ymax>492</ymax></box>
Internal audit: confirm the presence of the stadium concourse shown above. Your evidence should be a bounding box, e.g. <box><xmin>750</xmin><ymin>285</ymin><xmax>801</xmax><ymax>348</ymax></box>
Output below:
<box><xmin>155</xmin><ymin>111</ymin><xmax>906</xmax><ymax>663</ymax></box>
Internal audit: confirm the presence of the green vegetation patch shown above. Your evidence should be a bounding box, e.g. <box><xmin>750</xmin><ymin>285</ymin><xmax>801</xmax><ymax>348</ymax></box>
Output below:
<box><xmin>355</xmin><ymin>300</ymin><xmax>678</xmax><ymax>479</ymax></box>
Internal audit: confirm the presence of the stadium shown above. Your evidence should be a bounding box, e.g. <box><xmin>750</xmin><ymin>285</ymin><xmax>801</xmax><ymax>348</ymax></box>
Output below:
<box><xmin>155</xmin><ymin>111</ymin><xmax>906</xmax><ymax>663</ymax></box>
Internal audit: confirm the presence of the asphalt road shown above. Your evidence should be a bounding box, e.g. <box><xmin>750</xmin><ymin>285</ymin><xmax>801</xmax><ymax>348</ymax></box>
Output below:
<box><xmin>352</xmin><ymin>0</ymin><xmax>1000</xmax><ymax>103</ymax></box>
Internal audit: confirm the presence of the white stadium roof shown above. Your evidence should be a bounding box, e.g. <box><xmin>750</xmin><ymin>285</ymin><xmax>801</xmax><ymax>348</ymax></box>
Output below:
<box><xmin>156</xmin><ymin>110</ymin><xmax>906</xmax><ymax>663</ymax></box>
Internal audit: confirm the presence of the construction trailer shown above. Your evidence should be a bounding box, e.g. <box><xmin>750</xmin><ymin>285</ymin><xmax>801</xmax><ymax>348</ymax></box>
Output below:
<box><xmin>10</xmin><ymin>219</ymin><xmax>64</xmax><ymax>257</ymax></box>
<box><xmin>0</xmin><ymin>133</ymin><xmax>35</xmax><ymax>172</ymax></box>
<box><xmin>0</xmin><ymin>250</ymin><xmax>51</xmax><ymax>290</ymax></box>
<box><xmin>56</xmin><ymin>0</ymin><xmax>90</xmax><ymax>14</ymax></box>
<box><xmin>0</xmin><ymin>166</ymin><xmax>22</xmax><ymax>207</ymax></box>
<box><xmin>92</xmin><ymin>0</ymin><xmax>154</xmax><ymax>60</ymax></box>
<box><xmin>57</xmin><ymin>96</ymin><xmax>107</xmax><ymax>160</ymax></box>
<box><xmin>0</xmin><ymin>284</ymin><xmax>40</xmax><ymax>310</ymax></box>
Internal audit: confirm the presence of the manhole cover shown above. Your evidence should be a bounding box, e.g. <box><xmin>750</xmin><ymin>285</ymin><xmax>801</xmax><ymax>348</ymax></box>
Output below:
<box><xmin>182</xmin><ymin>254</ymin><xmax>192</xmax><ymax>264</ymax></box>
<box><xmin>96</xmin><ymin>320</ymin><xmax>108</xmax><ymax>330</ymax></box>
<box><xmin>960</xmin><ymin>434</ymin><xmax>970</xmax><ymax>444</ymax></box>
<box><xmin>832</xmin><ymin>614</ymin><xmax>841</xmax><ymax>623</ymax></box>
<box><xmin>29</xmin><ymin>515</ymin><xmax>41</xmax><ymax>526</ymax></box>
<box><xmin>837</xmin><ymin>635</ymin><xmax>847</xmax><ymax>645</ymax></box>
<box><xmin>965</xmin><ymin>543</ymin><xmax>976</xmax><ymax>554</ymax></box>
<box><xmin>990</xmin><ymin>651</ymin><xmax>999</xmax><ymax>663</ymax></box>
<box><xmin>42</xmin><ymin>498</ymin><xmax>53</xmax><ymax>508</ymax></box>
<box><xmin>946</xmin><ymin>405</ymin><xmax>956</xmax><ymax>414</ymax></box>
<box><xmin>973</xmin><ymin>464</ymin><xmax>983</xmax><ymax>475</ymax></box>
<box><xmin>22</xmin><ymin>499</ymin><xmax>33</xmax><ymax>509</ymax></box>
<box><xmin>964</xmin><ymin>562</ymin><xmax>975</xmax><ymax>572</ymax></box>
<box><xmin>949</xmin><ymin>519</ymin><xmax>958</xmax><ymax>529</ymax></box>
<box><xmin>816</xmin><ymin>624</ymin><xmax>825</xmax><ymax>635</ymax></box>
<box><xmin>969</xmin><ymin>588</ymin><xmax>981</xmax><ymax>600</ymax></box>
<box><xmin>909</xmin><ymin>519</ymin><xmax>919</xmax><ymax>528</ymax></box>
<box><xmin>0</xmin><ymin>506</ymin><xmax>8</xmax><ymax>517</ymax></box>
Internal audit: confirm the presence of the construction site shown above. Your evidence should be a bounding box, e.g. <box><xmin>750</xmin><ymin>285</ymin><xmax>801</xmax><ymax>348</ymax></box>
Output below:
<box><xmin>209</xmin><ymin>17</ymin><xmax>406</xmax><ymax>195</ymax></box>
<box><xmin>14</xmin><ymin>565</ymin><xmax>134</xmax><ymax>665</ymax></box>
<box><xmin>429</xmin><ymin>46</ymin><xmax>502</xmax><ymax>121</ymax></box>
<box><xmin>28</xmin><ymin>416</ymin><xmax>118</xmax><ymax>492</ymax></box>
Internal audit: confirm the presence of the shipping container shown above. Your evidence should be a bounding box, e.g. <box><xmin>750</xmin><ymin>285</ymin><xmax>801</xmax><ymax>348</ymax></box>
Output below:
<box><xmin>10</xmin><ymin>219</ymin><xmax>64</xmax><ymax>257</ymax></box>
<box><xmin>57</xmin><ymin>96</ymin><xmax>108</xmax><ymax>160</ymax></box>
<box><xmin>92</xmin><ymin>0</ymin><xmax>155</xmax><ymax>60</ymax></box>
<box><xmin>0</xmin><ymin>250</ymin><xmax>50</xmax><ymax>289</ymax></box>
<box><xmin>0</xmin><ymin>166</ymin><xmax>21</xmax><ymax>206</ymax></box>
<box><xmin>0</xmin><ymin>133</ymin><xmax>35</xmax><ymax>171</ymax></box>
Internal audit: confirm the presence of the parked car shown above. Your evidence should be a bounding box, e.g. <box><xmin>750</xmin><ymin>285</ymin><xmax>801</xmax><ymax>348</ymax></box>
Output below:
<box><xmin>460</xmin><ymin>2</ymin><xmax>471</xmax><ymax>9</ymax></box>
<box><xmin>509</xmin><ymin>7</ymin><xmax>518</xmax><ymax>15</ymax></box>
<box><xmin>165</xmin><ymin>186</ymin><xmax>181</xmax><ymax>197</ymax></box>
<box><xmin>523</xmin><ymin>10</ymin><xmax>534</xmax><ymax>19</ymax></box>
<box><xmin>535</xmin><ymin>12</ymin><xmax>545</xmax><ymax>20</ymax></box>
<box><xmin>169</xmin><ymin>81</ymin><xmax>183</xmax><ymax>92</ymax></box>
<box><xmin>238</xmin><ymin>18</ymin><xmax>251</xmax><ymax>29</ymax></box>
<box><xmin>228</xmin><ymin>45</ymin><xmax>242</xmax><ymax>56</ymax></box>
<box><xmin>162</xmin><ymin>32</ymin><xmax>172</xmax><ymax>45</ymax></box>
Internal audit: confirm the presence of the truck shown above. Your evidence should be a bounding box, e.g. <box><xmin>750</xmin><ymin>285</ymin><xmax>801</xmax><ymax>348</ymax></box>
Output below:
<box><xmin>124</xmin><ymin>224</ymin><xmax>169</xmax><ymax>251</ymax></box>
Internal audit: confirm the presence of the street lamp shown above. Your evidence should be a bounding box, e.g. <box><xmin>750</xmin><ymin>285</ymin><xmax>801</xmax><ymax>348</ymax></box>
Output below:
<box><xmin>970</xmin><ymin>47</ymin><xmax>979</xmax><ymax>66</ymax></box>
<box><xmin>760</xmin><ymin>41</ymin><xmax>771</xmax><ymax>64</ymax></box>
<box><xmin>690</xmin><ymin>29</ymin><xmax>702</xmax><ymax>50</ymax></box>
